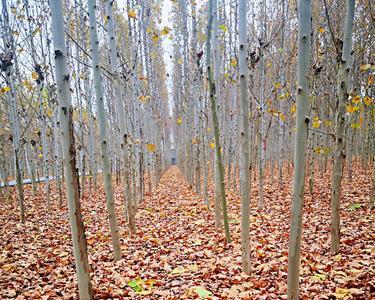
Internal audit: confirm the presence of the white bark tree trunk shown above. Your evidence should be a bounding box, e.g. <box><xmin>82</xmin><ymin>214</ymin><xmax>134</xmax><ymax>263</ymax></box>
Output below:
<box><xmin>287</xmin><ymin>0</ymin><xmax>311</xmax><ymax>298</ymax></box>
<box><xmin>1</xmin><ymin>0</ymin><xmax>25</xmax><ymax>223</ymax></box>
<box><xmin>88</xmin><ymin>0</ymin><xmax>122</xmax><ymax>261</ymax></box>
<box><xmin>207</xmin><ymin>0</ymin><xmax>231</xmax><ymax>243</ymax></box>
<box><xmin>106</xmin><ymin>0</ymin><xmax>136</xmax><ymax>235</ymax></box>
<box><xmin>50</xmin><ymin>0</ymin><xmax>93</xmax><ymax>298</ymax></box>
<box><xmin>238</xmin><ymin>0</ymin><xmax>251</xmax><ymax>274</ymax></box>
<box><xmin>331</xmin><ymin>0</ymin><xmax>355</xmax><ymax>254</ymax></box>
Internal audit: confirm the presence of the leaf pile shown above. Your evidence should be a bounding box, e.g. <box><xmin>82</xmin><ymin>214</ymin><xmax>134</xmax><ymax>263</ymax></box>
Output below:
<box><xmin>0</xmin><ymin>165</ymin><xmax>373</xmax><ymax>299</ymax></box>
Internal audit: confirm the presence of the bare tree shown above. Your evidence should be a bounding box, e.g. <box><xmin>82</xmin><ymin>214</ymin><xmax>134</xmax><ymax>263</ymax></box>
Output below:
<box><xmin>50</xmin><ymin>0</ymin><xmax>93</xmax><ymax>297</ymax></box>
<box><xmin>287</xmin><ymin>0</ymin><xmax>311</xmax><ymax>298</ymax></box>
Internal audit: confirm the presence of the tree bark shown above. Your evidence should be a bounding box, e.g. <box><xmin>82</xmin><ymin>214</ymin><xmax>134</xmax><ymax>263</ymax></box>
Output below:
<box><xmin>238</xmin><ymin>0</ymin><xmax>251</xmax><ymax>274</ymax></box>
<box><xmin>287</xmin><ymin>0</ymin><xmax>311</xmax><ymax>298</ymax></box>
<box><xmin>50</xmin><ymin>0</ymin><xmax>93</xmax><ymax>297</ymax></box>
<box><xmin>206</xmin><ymin>0</ymin><xmax>231</xmax><ymax>244</ymax></box>
<box><xmin>88</xmin><ymin>0</ymin><xmax>122</xmax><ymax>260</ymax></box>
<box><xmin>330</xmin><ymin>0</ymin><xmax>355</xmax><ymax>254</ymax></box>
<box><xmin>106</xmin><ymin>0</ymin><xmax>136</xmax><ymax>235</ymax></box>
<box><xmin>1</xmin><ymin>0</ymin><xmax>25</xmax><ymax>223</ymax></box>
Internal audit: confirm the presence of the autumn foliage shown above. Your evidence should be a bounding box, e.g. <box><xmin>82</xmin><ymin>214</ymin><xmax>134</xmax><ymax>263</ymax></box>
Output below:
<box><xmin>1</xmin><ymin>165</ymin><xmax>373</xmax><ymax>299</ymax></box>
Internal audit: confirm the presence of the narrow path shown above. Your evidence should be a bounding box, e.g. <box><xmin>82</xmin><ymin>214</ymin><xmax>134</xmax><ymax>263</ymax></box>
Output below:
<box><xmin>111</xmin><ymin>166</ymin><xmax>235</xmax><ymax>298</ymax></box>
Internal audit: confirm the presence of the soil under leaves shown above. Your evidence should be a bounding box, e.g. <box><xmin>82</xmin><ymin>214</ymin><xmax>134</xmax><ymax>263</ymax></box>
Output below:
<box><xmin>0</xmin><ymin>165</ymin><xmax>374</xmax><ymax>299</ymax></box>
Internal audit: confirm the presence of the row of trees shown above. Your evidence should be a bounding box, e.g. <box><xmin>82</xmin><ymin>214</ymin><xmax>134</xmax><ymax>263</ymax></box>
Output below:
<box><xmin>161</xmin><ymin>0</ymin><xmax>373</xmax><ymax>298</ymax></box>
<box><xmin>0</xmin><ymin>0</ymin><xmax>373</xmax><ymax>299</ymax></box>
<box><xmin>1</xmin><ymin>0</ymin><xmax>171</xmax><ymax>226</ymax></box>
<box><xmin>1</xmin><ymin>1</ymin><xmax>171</xmax><ymax>297</ymax></box>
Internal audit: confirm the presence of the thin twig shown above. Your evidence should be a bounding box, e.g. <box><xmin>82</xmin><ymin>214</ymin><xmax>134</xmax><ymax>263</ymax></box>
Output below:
<box><xmin>322</xmin><ymin>0</ymin><xmax>341</xmax><ymax>59</ymax></box>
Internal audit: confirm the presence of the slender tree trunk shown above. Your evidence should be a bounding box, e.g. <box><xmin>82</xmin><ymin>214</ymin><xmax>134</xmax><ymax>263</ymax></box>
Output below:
<box><xmin>53</xmin><ymin>115</ymin><xmax>63</xmax><ymax>207</ymax></box>
<box><xmin>278</xmin><ymin>0</ymin><xmax>287</xmax><ymax>186</ymax></box>
<box><xmin>211</xmin><ymin>0</ymin><xmax>222</xmax><ymax>228</ymax></box>
<box><xmin>106</xmin><ymin>0</ymin><xmax>136</xmax><ymax>235</ymax></box>
<box><xmin>287</xmin><ymin>0</ymin><xmax>311</xmax><ymax>298</ymax></box>
<box><xmin>25</xmin><ymin>1</ymin><xmax>51</xmax><ymax>211</ymax></box>
<box><xmin>331</xmin><ymin>0</ymin><xmax>355</xmax><ymax>254</ymax></box>
<box><xmin>206</xmin><ymin>0</ymin><xmax>231</xmax><ymax>243</ymax></box>
<box><xmin>85</xmin><ymin>81</ymin><xmax>97</xmax><ymax>191</ymax></box>
<box><xmin>258</xmin><ymin>54</ymin><xmax>265</xmax><ymax>210</ymax></box>
<box><xmin>14</xmin><ymin>153</ymin><xmax>25</xmax><ymax>223</ymax></box>
<box><xmin>25</xmin><ymin>133</ymin><xmax>37</xmax><ymax>196</ymax></box>
<box><xmin>213</xmin><ymin>157</ymin><xmax>222</xmax><ymax>227</ymax></box>
<box><xmin>238</xmin><ymin>0</ymin><xmax>251</xmax><ymax>274</ymax></box>
<box><xmin>258</xmin><ymin>0</ymin><xmax>267</xmax><ymax>210</ymax></box>
<box><xmin>50</xmin><ymin>1</ymin><xmax>93</xmax><ymax>298</ymax></box>
<box><xmin>202</xmin><ymin>124</ymin><xmax>209</xmax><ymax>209</ymax></box>
<box><xmin>88</xmin><ymin>0</ymin><xmax>122</xmax><ymax>260</ymax></box>
<box><xmin>347</xmin><ymin>127</ymin><xmax>353</xmax><ymax>181</ymax></box>
<box><xmin>1</xmin><ymin>0</ymin><xmax>25</xmax><ymax>223</ymax></box>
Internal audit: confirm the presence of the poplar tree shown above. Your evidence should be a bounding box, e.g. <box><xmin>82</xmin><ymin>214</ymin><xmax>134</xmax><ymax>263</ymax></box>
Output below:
<box><xmin>50</xmin><ymin>0</ymin><xmax>93</xmax><ymax>297</ymax></box>
<box><xmin>238</xmin><ymin>0</ymin><xmax>251</xmax><ymax>274</ymax></box>
<box><xmin>287</xmin><ymin>0</ymin><xmax>311</xmax><ymax>298</ymax></box>
<box><xmin>206</xmin><ymin>0</ymin><xmax>231</xmax><ymax>244</ymax></box>
<box><xmin>330</xmin><ymin>0</ymin><xmax>355</xmax><ymax>254</ymax></box>
<box><xmin>87</xmin><ymin>0</ymin><xmax>122</xmax><ymax>261</ymax></box>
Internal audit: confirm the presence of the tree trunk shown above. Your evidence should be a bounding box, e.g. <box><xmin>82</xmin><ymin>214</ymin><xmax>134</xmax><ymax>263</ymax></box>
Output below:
<box><xmin>50</xmin><ymin>1</ymin><xmax>93</xmax><ymax>298</ymax></box>
<box><xmin>1</xmin><ymin>0</ymin><xmax>25</xmax><ymax>223</ymax></box>
<box><xmin>88</xmin><ymin>0</ymin><xmax>122</xmax><ymax>260</ymax></box>
<box><xmin>206</xmin><ymin>0</ymin><xmax>231</xmax><ymax>244</ymax></box>
<box><xmin>106</xmin><ymin>0</ymin><xmax>136</xmax><ymax>235</ymax></box>
<box><xmin>331</xmin><ymin>0</ymin><xmax>355</xmax><ymax>255</ymax></box>
<box><xmin>287</xmin><ymin>0</ymin><xmax>311</xmax><ymax>298</ymax></box>
<box><xmin>238</xmin><ymin>0</ymin><xmax>251</xmax><ymax>274</ymax></box>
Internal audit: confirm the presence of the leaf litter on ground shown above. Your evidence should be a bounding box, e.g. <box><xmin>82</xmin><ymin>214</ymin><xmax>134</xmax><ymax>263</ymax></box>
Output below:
<box><xmin>0</xmin><ymin>164</ymin><xmax>374</xmax><ymax>299</ymax></box>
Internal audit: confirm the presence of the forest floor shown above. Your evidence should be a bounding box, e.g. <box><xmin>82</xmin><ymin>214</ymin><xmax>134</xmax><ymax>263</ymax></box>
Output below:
<box><xmin>0</xmin><ymin>165</ymin><xmax>374</xmax><ymax>299</ymax></box>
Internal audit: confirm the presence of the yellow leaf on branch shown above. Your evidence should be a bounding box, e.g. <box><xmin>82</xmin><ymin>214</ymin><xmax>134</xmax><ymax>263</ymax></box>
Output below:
<box><xmin>363</xmin><ymin>96</ymin><xmax>372</xmax><ymax>106</ymax></box>
<box><xmin>152</xmin><ymin>33</ymin><xmax>160</xmax><ymax>43</ymax></box>
<box><xmin>138</xmin><ymin>95</ymin><xmax>150</xmax><ymax>103</ymax></box>
<box><xmin>219</xmin><ymin>24</ymin><xmax>228</xmax><ymax>32</ymax></box>
<box><xmin>46</xmin><ymin>108</ymin><xmax>53</xmax><ymax>118</ymax></box>
<box><xmin>192</xmin><ymin>137</ymin><xmax>199</xmax><ymax>145</ymax></box>
<box><xmin>32</xmin><ymin>71</ymin><xmax>39</xmax><ymax>80</ymax></box>
<box><xmin>352</xmin><ymin>95</ymin><xmax>361</xmax><ymax>104</ymax></box>
<box><xmin>128</xmin><ymin>10</ymin><xmax>137</xmax><ymax>19</ymax></box>
<box><xmin>160</xmin><ymin>26</ymin><xmax>171</xmax><ymax>35</ymax></box>
<box><xmin>290</xmin><ymin>104</ymin><xmax>296</xmax><ymax>114</ymax></box>
<box><xmin>367</xmin><ymin>75</ymin><xmax>374</xmax><ymax>86</ymax></box>
<box><xmin>324</xmin><ymin>120</ymin><xmax>332</xmax><ymax>127</ymax></box>
<box><xmin>346</xmin><ymin>105</ymin><xmax>359</xmax><ymax>113</ymax></box>
<box><xmin>314</xmin><ymin>147</ymin><xmax>322</xmax><ymax>154</ymax></box>
<box><xmin>312</xmin><ymin>119</ymin><xmax>321</xmax><ymax>129</ymax></box>
<box><xmin>146</xmin><ymin>143</ymin><xmax>156</xmax><ymax>152</ymax></box>
<box><xmin>359</xmin><ymin>64</ymin><xmax>371</xmax><ymax>71</ymax></box>
<box><xmin>350</xmin><ymin>122</ymin><xmax>360</xmax><ymax>129</ymax></box>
